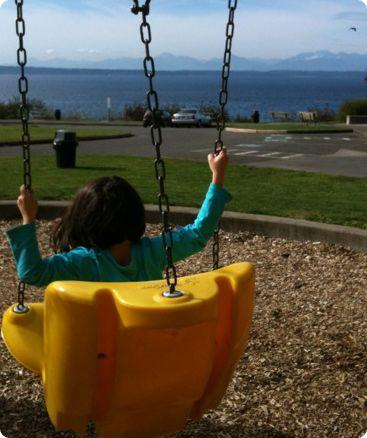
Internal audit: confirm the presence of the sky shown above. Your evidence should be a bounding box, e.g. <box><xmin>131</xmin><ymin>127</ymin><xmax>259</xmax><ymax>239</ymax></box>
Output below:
<box><xmin>1</xmin><ymin>0</ymin><xmax>367</xmax><ymax>64</ymax></box>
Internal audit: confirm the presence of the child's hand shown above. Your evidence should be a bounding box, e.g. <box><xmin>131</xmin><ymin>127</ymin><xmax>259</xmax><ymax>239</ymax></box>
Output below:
<box><xmin>17</xmin><ymin>185</ymin><xmax>38</xmax><ymax>225</ymax></box>
<box><xmin>208</xmin><ymin>147</ymin><xmax>229</xmax><ymax>188</ymax></box>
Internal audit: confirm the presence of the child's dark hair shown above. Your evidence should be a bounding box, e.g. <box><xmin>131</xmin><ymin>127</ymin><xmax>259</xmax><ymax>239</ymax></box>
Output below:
<box><xmin>52</xmin><ymin>176</ymin><xmax>146</xmax><ymax>252</ymax></box>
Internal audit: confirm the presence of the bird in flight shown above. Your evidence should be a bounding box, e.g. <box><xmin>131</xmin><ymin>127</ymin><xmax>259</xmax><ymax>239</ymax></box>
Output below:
<box><xmin>349</xmin><ymin>27</ymin><xmax>357</xmax><ymax>31</ymax></box>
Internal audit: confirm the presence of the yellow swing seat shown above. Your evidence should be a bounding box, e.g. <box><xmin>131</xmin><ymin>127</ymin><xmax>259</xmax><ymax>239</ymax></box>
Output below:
<box><xmin>2</xmin><ymin>262</ymin><xmax>255</xmax><ymax>437</ymax></box>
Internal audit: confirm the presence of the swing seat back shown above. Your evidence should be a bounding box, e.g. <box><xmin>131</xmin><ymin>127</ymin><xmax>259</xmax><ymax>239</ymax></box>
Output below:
<box><xmin>2</xmin><ymin>262</ymin><xmax>254</xmax><ymax>437</ymax></box>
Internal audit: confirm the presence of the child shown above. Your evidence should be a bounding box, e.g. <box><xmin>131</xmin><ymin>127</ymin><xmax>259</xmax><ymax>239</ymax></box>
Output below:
<box><xmin>6</xmin><ymin>148</ymin><xmax>231</xmax><ymax>287</ymax></box>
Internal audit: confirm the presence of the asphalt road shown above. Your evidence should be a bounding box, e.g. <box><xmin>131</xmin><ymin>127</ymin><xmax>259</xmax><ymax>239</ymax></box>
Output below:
<box><xmin>1</xmin><ymin>125</ymin><xmax>367</xmax><ymax>177</ymax></box>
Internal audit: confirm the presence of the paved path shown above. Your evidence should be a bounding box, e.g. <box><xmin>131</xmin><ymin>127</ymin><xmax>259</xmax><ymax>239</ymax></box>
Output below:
<box><xmin>1</xmin><ymin>125</ymin><xmax>367</xmax><ymax>177</ymax></box>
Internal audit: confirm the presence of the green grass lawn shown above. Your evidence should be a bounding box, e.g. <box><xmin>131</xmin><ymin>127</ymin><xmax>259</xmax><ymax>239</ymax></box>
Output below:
<box><xmin>228</xmin><ymin>122</ymin><xmax>351</xmax><ymax>133</ymax></box>
<box><xmin>0</xmin><ymin>124</ymin><xmax>130</xmax><ymax>143</ymax></box>
<box><xmin>1</xmin><ymin>155</ymin><xmax>366</xmax><ymax>229</ymax></box>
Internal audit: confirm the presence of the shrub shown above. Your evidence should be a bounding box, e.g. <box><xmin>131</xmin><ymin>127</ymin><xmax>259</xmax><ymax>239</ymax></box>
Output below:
<box><xmin>307</xmin><ymin>106</ymin><xmax>336</xmax><ymax>122</ymax></box>
<box><xmin>338</xmin><ymin>99</ymin><xmax>367</xmax><ymax>122</ymax></box>
<box><xmin>162</xmin><ymin>104</ymin><xmax>180</xmax><ymax>115</ymax></box>
<box><xmin>0</xmin><ymin>97</ymin><xmax>53</xmax><ymax>119</ymax></box>
<box><xmin>198</xmin><ymin>104</ymin><xmax>230</xmax><ymax>122</ymax></box>
<box><xmin>122</xmin><ymin>103</ymin><xmax>146</xmax><ymax>121</ymax></box>
<box><xmin>28</xmin><ymin>98</ymin><xmax>54</xmax><ymax>119</ymax></box>
<box><xmin>0</xmin><ymin>97</ymin><xmax>21</xmax><ymax>119</ymax></box>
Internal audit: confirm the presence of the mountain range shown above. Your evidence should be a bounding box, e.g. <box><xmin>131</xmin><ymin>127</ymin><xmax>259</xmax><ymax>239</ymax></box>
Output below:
<box><xmin>3</xmin><ymin>50</ymin><xmax>367</xmax><ymax>71</ymax></box>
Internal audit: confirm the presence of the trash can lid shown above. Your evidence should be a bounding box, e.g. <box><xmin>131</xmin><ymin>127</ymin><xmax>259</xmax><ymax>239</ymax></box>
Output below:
<box><xmin>54</xmin><ymin>130</ymin><xmax>77</xmax><ymax>142</ymax></box>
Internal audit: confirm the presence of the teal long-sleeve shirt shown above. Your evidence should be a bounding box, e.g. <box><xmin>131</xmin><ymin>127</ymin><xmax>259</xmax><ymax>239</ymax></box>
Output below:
<box><xmin>6</xmin><ymin>183</ymin><xmax>231</xmax><ymax>287</ymax></box>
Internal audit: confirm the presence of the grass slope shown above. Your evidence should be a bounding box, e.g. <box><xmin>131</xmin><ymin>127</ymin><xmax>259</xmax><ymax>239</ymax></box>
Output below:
<box><xmin>1</xmin><ymin>155</ymin><xmax>366</xmax><ymax>229</ymax></box>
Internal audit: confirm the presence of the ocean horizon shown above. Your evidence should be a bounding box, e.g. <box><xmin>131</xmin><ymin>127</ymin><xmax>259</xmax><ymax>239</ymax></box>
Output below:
<box><xmin>1</xmin><ymin>68</ymin><xmax>366</xmax><ymax>121</ymax></box>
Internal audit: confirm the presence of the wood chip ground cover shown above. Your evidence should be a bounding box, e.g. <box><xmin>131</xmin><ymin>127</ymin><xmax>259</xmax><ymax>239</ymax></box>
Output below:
<box><xmin>0</xmin><ymin>220</ymin><xmax>366</xmax><ymax>438</ymax></box>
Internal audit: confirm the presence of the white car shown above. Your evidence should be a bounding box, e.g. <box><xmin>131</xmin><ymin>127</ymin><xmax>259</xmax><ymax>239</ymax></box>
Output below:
<box><xmin>171</xmin><ymin>108</ymin><xmax>212</xmax><ymax>127</ymax></box>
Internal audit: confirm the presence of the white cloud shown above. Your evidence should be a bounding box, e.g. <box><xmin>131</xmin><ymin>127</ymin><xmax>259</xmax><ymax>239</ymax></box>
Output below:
<box><xmin>0</xmin><ymin>0</ymin><xmax>7</xmax><ymax>7</ymax></box>
<box><xmin>45</xmin><ymin>48</ymin><xmax>54</xmax><ymax>54</ymax></box>
<box><xmin>360</xmin><ymin>0</ymin><xmax>367</xmax><ymax>6</ymax></box>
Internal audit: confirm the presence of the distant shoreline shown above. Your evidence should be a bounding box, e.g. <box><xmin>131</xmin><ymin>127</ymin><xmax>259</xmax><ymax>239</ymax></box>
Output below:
<box><xmin>0</xmin><ymin>66</ymin><xmax>366</xmax><ymax>74</ymax></box>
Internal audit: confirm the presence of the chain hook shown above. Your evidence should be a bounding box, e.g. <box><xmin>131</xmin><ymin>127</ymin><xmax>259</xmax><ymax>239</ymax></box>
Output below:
<box><xmin>131</xmin><ymin>0</ymin><xmax>150</xmax><ymax>16</ymax></box>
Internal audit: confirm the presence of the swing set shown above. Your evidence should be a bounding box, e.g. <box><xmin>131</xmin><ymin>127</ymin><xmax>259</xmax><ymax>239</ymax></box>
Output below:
<box><xmin>2</xmin><ymin>1</ymin><xmax>255</xmax><ymax>437</ymax></box>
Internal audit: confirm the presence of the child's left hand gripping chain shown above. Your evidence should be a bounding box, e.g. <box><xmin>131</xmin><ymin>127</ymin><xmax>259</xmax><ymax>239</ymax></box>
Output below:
<box><xmin>208</xmin><ymin>147</ymin><xmax>229</xmax><ymax>188</ymax></box>
<box><xmin>17</xmin><ymin>185</ymin><xmax>38</xmax><ymax>225</ymax></box>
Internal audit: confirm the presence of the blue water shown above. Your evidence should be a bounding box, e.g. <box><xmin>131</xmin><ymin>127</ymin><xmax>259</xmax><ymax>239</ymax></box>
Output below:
<box><xmin>0</xmin><ymin>68</ymin><xmax>366</xmax><ymax>120</ymax></box>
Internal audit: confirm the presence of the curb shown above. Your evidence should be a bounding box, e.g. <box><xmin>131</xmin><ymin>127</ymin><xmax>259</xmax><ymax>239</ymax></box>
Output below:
<box><xmin>1</xmin><ymin>201</ymin><xmax>367</xmax><ymax>252</ymax></box>
<box><xmin>227</xmin><ymin>128</ymin><xmax>287</xmax><ymax>134</ymax></box>
<box><xmin>226</xmin><ymin>127</ymin><xmax>354</xmax><ymax>135</ymax></box>
<box><xmin>0</xmin><ymin>133</ymin><xmax>133</xmax><ymax>148</ymax></box>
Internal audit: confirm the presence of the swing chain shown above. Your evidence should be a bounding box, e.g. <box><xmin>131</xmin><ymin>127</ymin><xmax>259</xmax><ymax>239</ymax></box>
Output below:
<box><xmin>132</xmin><ymin>1</ymin><xmax>181</xmax><ymax>298</ymax></box>
<box><xmin>14</xmin><ymin>0</ymin><xmax>31</xmax><ymax>314</ymax></box>
<box><xmin>15</xmin><ymin>281</ymin><xmax>28</xmax><ymax>314</ymax></box>
<box><xmin>212</xmin><ymin>0</ymin><xmax>238</xmax><ymax>270</ymax></box>
<box><xmin>15</xmin><ymin>0</ymin><xmax>32</xmax><ymax>190</ymax></box>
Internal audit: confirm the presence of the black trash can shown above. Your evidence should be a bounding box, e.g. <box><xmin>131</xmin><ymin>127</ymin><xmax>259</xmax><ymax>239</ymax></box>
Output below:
<box><xmin>54</xmin><ymin>109</ymin><xmax>62</xmax><ymax>120</ymax></box>
<box><xmin>53</xmin><ymin>130</ymin><xmax>78</xmax><ymax>168</ymax></box>
<box><xmin>251</xmin><ymin>110</ymin><xmax>260</xmax><ymax>124</ymax></box>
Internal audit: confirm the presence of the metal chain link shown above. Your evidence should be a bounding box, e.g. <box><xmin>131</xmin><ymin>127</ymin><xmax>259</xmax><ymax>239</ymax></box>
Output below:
<box><xmin>212</xmin><ymin>0</ymin><xmax>238</xmax><ymax>270</ymax></box>
<box><xmin>132</xmin><ymin>1</ymin><xmax>181</xmax><ymax>297</ymax></box>
<box><xmin>15</xmin><ymin>0</ymin><xmax>31</xmax><ymax>190</ymax></box>
<box><xmin>14</xmin><ymin>0</ymin><xmax>31</xmax><ymax>313</ymax></box>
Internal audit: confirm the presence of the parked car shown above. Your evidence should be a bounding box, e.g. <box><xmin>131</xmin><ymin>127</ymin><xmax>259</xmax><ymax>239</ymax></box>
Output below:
<box><xmin>142</xmin><ymin>110</ymin><xmax>172</xmax><ymax>127</ymax></box>
<box><xmin>171</xmin><ymin>108</ymin><xmax>212</xmax><ymax>127</ymax></box>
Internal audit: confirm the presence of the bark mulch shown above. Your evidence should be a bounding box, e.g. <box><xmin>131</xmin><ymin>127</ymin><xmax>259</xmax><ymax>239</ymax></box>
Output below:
<box><xmin>0</xmin><ymin>220</ymin><xmax>366</xmax><ymax>438</ymax></box>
